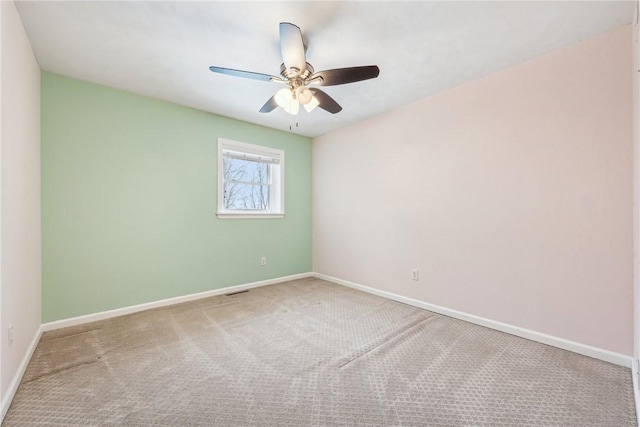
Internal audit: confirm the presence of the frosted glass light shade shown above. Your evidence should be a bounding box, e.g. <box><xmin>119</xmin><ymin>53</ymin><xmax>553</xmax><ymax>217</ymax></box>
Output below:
<box><xmin>285</xmin><ymin>98</ymin><xmax>299</xmax><ymax>115</ymax></box>
<box><xmin>274</xmin><ymin>88</ymin><xmax>300</xmax><ymax>115</ymax></box>
<box><xmin>297</xmin><ymin>87</ymin><xmax>313</xmax><ymax>105</ymax></box>
<box><xmin>303</xmin><ymin>95</ymin><xmax>319</xmax><ymax>113</ymax></box>
<box><xmin>274</xmin><ymin>88</ymin><xmax>292</xmax><ymax>108</ymax></box>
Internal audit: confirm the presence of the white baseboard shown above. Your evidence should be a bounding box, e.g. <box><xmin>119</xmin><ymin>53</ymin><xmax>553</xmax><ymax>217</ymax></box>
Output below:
<box><xmin>632</xmin><ymin>359</ymin><xmax>640</xmax><ymax>426</ymax></box>
<box><xmin>313</xmin><ymin>273</ymin><xmax>633</xmax><ymax>368</ymax></box>
<box><xmin>1</xmin><ymin>325</ymin><xmax>43</xmax><ymax>423</ymax></box>
<box><xmin>42</xmin><ymin>273</ymin><xmax>313</xmax><ymax>332</ymax></box>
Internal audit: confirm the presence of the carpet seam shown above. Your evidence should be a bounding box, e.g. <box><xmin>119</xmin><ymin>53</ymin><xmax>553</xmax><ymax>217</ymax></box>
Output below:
<box><xmin>337</xmin><ymin>314</ymin><xmax>435</xmax><ymax>369</ymax></box>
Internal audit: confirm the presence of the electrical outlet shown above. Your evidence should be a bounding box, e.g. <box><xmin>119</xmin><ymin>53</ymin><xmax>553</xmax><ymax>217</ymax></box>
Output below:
<box><xmin>261</xmin><ymin>256</ymin><xmax>267</xmax><ymax>266</ymax></box>
<box><xmin>411</xmin><ymin>269</ymin><xmax>419</xmax><ymax>281</ymax></box>
<box><xmin>8</xmin><ymin>324</ymin><xmax>13</xmax><ymax>348</ymax></box>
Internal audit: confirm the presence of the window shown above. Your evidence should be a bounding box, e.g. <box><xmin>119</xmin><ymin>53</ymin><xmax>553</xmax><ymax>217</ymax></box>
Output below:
<box><xmin>217</xmin><ymin>138</ymin><xmax>285</xmax><ymax>218</ymax></box>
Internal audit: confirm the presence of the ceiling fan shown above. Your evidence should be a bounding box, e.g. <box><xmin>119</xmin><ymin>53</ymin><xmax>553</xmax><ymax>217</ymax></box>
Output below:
<box><xmin>209</xmin><ymin>22</ymin><xmax>380</xmax><ymax>115</ymax></box>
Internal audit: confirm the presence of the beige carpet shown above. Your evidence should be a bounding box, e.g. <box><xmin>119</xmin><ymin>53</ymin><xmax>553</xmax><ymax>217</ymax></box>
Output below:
<box><xmin>3</xmin><ymin>278</ymin><xmax>637</xmax><ymax>426</ymax></box>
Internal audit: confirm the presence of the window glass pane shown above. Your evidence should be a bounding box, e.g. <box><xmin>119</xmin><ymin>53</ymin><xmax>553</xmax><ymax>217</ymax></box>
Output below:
<box><xmin>223</xmin><ymin>156</ymin><xmax>269</xmax><ymax>184</ymax></box>
<box><xmin>217</xmin><ymin>138</ymin><xmax>284</xmax><ymax>217</ymax></box>
<box><xmin>224</xmin><ymin>182</ymin><xmax>270</xmax><ymax>210</ymax></box>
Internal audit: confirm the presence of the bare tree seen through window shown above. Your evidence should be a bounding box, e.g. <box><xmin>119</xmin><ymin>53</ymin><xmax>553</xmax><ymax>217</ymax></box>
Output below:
<box><xmin>223</xmin><ymin>156</ymin><xmax>270</xmax><ymax>210</ymax></box>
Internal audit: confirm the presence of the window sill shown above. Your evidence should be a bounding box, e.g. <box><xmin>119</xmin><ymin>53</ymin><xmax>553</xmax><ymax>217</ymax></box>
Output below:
<box><xmin>216</xmin><ymin>212</ymin><xmax>285</xmax><ymax>219</ymax></box>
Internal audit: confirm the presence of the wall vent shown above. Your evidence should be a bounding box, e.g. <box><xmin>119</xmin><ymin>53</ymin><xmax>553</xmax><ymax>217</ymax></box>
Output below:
<box><xmin>225</xmin><ymin>290</ymin><xmax>250</xmax><ymax>297</ymax></box>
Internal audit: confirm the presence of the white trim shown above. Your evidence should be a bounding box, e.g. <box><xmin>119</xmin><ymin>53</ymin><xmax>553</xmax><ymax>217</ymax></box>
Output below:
<box><xmin>314</xmin><ymin>273</ymin><xmax>633</xmax><ymax>368</ymax></box>
<box><xmin>218</xmin><ymin>138</ymin><xmax>283</xmax><ymax>159</ymax></box>
<box><xmin>42</xmin><ymin>273</ymin><xmax>313</xmax><ymax>332</ymax></box>
<box><xmin>217</xmin><ymin>138</ymin><xmax>285</xmax><ymax>219</ymax></box>
<box><xmin>216</xmin><ymin>213</ymin><xmax>285</xmax><ymax>219</ymax></box>
<box><xmin>632</xmin><ymin>358</ymin><xmax>640</xmax><ymax>426</ymax></box>
<box><xmin>1</xmin><ymin>325</ymin><xmax>42</xmax><ymax>423</ymax></box>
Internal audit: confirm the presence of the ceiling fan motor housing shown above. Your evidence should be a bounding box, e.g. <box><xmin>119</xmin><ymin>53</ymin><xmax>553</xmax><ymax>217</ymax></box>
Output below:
<box><xmin>280</xmin><ymin>63</ymin><xmax>315</xmax><ymax>87</ymax></box>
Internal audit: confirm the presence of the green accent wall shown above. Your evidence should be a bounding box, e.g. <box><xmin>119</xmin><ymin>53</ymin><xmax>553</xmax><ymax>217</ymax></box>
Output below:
<box><xmin>41</xmin><ymin>72</ymin><xmax>312</xmax><ymax>322</ymax></box>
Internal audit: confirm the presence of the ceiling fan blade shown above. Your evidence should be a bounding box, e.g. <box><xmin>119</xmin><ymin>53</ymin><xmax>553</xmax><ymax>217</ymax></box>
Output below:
<box><xmin>209</xmin><ymin>66</ymin><xmax>277</xmax><ymax>82</ymax></box>
<box><xmin>310</xmin><ymin>65</ymin><xmax>380</xmax><ymax>86</ymax></box>
<box><xmin>280</xmin><ymin>22</ymin><xmax>306</xmax><ymax>72</ymax></box>
<box><xmin>312</xmin><ymin>89</ymin><xmax>342</xmax><ymax>114</ymax></box>
<box><xmin>259</xmin><ymin>95</ymin><xmax>279</xmax><ymax>113</ymax></box>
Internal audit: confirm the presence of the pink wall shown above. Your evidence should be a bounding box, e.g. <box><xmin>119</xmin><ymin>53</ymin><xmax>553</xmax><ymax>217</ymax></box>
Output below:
<box><xmin>1</xmin><ymin>0</ymin><xmax>41</xmax><ymax>409</ymax></box>
<box><xmin>313</xmin><ymin>26</ymin><xmax>633</xmax><ymax>355</ymax></box>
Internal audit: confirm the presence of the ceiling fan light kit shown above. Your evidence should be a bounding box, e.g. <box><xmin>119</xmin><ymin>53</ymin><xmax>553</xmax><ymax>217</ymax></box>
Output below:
<box><xmin>275</xmin><ymin>88</ymin><xmax>300</xmax><ymax>115</ymax></box>
<box><xmin>209</xmin><ymin>22</ymin><xmax>380</xmax><ymax>116</ymax></box>
<box><xmin>274</xmin><ymin>86</ymin><xmax>319</xmax><ymax>115</ymax></box>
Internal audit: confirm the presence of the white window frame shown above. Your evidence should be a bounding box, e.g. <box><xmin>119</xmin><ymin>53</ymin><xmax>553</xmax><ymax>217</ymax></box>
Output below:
<box><xmin>217</xmin><ymin>138</ymin><xmax>285</xmax><ymax>219</ymax></box>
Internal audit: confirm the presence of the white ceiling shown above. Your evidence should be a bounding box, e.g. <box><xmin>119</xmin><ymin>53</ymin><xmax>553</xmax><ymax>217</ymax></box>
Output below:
<box><xmin>16</xmin><ymin>1</ymin><xmax>634</xmax><ymax>138</ymax></box>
